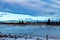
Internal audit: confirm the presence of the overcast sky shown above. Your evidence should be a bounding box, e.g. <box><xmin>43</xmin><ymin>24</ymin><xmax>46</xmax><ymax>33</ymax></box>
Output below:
<box><xmin>0</xmin><ymin>0</ymin><xmax>60</xmax><ymax>16</ymax></box>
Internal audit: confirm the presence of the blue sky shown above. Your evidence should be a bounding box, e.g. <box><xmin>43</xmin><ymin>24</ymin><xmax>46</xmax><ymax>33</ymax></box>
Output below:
<box><xmin>0</xmin><ymin>0</ymin><xmax>60</xmax><ymax>16</ymax></box>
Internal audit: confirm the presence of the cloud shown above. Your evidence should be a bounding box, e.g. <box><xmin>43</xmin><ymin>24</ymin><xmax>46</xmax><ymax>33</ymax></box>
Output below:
<box><xmin>1</xmin><ymin>0</ymin><xmax>47</xmax><ymax>8</ymax></box>
<box><xmin>0</xmin><ymin>0</ymin><xmax>60</xmax><ymax>16</ymax></box>
<box><xmin>51</xmin><ymin>0</ymin><xmax>60</xmax><ymax>5</ymax></box>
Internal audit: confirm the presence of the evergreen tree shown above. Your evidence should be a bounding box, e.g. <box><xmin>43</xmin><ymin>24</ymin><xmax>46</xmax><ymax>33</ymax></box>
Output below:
<box><xmin>47</xmin><ymin>19</ymin><xmax>50</xmax><ymax>25</ymax></box>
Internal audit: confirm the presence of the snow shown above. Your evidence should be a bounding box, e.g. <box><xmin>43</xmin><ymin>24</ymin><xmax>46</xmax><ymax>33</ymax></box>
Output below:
<box><xmin>0</xmin><ymin>25</ymin><xmax>60</xmax><ymax>40</ymax></box>
<box><xmin>0</xmin><ymin>37</ymin><xmax>59</xmax><ymax>40</ymax></box>
<box><xmin>0</xmin><ymin>12</ymin><xmax>57</xmax><ymax>22</ymax></box>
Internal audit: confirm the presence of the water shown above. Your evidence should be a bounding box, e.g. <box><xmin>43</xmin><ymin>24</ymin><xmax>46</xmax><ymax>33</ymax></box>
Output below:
<box><xmin>0</xmin><ymin>24</ymin><xmax>60</xmax><ymax>39</ymax></box>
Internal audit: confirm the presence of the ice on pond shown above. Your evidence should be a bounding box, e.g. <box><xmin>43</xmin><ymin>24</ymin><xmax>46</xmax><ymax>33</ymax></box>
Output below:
<box><xmin>0</xmin><ymin>25</ymin><xmax>60</xmax><ymax>40</ymax></box>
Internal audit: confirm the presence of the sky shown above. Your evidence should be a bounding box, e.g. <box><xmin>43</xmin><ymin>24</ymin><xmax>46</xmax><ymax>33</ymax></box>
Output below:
<box><xmin>0</xmin><ymin>0</ymin><xmax>60</xmax><ymax>16</ymax></box>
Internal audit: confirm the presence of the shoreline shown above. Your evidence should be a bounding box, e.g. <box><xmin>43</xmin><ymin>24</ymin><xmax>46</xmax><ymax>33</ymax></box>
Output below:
<box><xmin>0</xmin><ymin>23</ymin><xmax>60</xmax><ymax>26</ymax></box>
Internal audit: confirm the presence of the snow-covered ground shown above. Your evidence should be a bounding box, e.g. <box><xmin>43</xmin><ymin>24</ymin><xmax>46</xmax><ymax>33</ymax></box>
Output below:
<box><xmin>0</xmin><ymin>25</ymin><xmax>60</xmax><ymax>40</ymax></box>
<box><xmin>0</xmin><ymin>37</ymin><xmax>59</xmax><ymax>40</ymax></box>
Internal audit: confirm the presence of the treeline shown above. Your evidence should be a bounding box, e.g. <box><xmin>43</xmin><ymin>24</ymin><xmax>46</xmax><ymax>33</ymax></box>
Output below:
<box><xmin>0</xmin><ymin>19</ymin><xmax>60</xmax><ymax>25</ymax></box>
<box><xmin>18</xmin><ymin>19</ymin><xmax>60</xmax><ymax>25</ymax></box>
<box><xmin>47</xmin><ymin>19</ymin><xmax>60</xmax><ymax>25</ymax></box>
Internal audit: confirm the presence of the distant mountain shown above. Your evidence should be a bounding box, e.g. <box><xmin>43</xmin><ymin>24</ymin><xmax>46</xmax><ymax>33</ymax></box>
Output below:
<box><xmin>0</xmin><ymin>12</ymin><xmax>57</xmax><ymax>22</ymax></box>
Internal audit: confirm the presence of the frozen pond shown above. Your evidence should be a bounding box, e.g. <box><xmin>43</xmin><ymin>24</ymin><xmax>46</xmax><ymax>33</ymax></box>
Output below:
<box><xmin>0</xmin><ymin>24</ymin><xmax>60</xmax><ymax>40</ymax></box>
